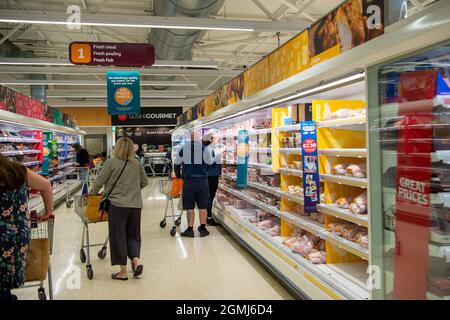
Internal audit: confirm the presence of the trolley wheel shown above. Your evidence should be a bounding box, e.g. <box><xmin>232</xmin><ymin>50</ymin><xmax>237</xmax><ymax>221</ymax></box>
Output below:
<box><xmin>170</xmin><ymin>227</ymin><xmax>176</xmax><ymax>237</ymax></box>
<box><xmin>86</xmin><ymin>265</ymin><xmax>94</xmax><ymax>280</ymax></box>
<box><xmin>66</xmin><ymin>200</ymin><xmax>73</xmax><ymax>208</ymax></box>
<box><xmin>159</xmin><ymin>219</ymin><xmax>166</xmax><ymax>228</ymax></box>
<box><xmin>80</xmin><ymin>249</ymin><xmax>86</xmax><ymax>263</ymax></box>
<box><xmin>38</xmin><ymin>288</ymin><xmax>46</xmax><ymax>300</ymax></box>
<box><xmin>98</xmin><ymin>247</ymin><xmax>107</xmax><ymax>260</ymax></box>
<box><xmin>175</xmin><ymin>217</ymin><xmax>181</xmax><ymax>226</ymax></box>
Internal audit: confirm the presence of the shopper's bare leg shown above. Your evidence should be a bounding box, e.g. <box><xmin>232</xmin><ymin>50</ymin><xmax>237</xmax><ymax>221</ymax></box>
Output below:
<box><xmin>199</xmin><ymin>209</ymin><xmax>207</xmax><ymax>225</ymax></box>
<box><xmin>188</xmin><ymin>209</ymin><xmax>195</xmax><ymax>227</ymax></box>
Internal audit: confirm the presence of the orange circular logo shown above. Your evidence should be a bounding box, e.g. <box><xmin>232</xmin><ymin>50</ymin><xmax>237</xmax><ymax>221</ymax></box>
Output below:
<box><xmin>114</xmin><ymin>87</ymin><xmax>133</xmax><ymax>106</ymax></box>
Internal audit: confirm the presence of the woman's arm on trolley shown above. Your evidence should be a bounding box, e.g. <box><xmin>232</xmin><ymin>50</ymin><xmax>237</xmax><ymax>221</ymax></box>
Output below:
<box><xmin>27</xmin><ymin>169</ymin><xmax>54</xmax><ymax>219</ymax></box>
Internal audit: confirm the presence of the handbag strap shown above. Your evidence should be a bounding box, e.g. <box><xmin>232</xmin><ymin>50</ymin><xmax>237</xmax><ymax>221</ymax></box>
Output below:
<box><xmin>105</xmin><ymin>160</ymin><xmax>128</xmax><ymax>200</ymax></box>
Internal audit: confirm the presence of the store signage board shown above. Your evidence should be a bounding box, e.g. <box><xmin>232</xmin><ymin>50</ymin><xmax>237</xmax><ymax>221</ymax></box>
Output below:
<box><xmin>300</xmin><ymin>121</ymin><xmax>320</xmax><ymax>213</ymax></box>
<box><xmin>41</xmin><ymin>132</ymin><xmax>52</xmax><ymax>176</ymax></box>
<box><xmin>236</xmin><ymin>130</ymin><xmax>249</xmax><ymax>189</ymax></box>
<box><xmin>111</xmin><ymin>107</ymin><xmax>183</xmax><ymax>126</ymax></box>
<box><xmin>106</xmin><ymin>71</ymin><xmax>141</xmax><ymax>115</ymax></box>
<box><xmin>69</xmin><ymin>42</ymin><xmax>155</xmax><ymax>67</ymax></box>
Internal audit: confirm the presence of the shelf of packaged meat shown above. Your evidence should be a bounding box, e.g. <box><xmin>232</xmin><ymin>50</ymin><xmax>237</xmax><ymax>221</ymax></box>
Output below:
<box><xmin>317</xmin><ymin>204</ymin><xmax>368</xmax><ymax>227</ymax></box>
<box><xmin>248</xmin><ymin>162</ymin><xmax>272</xmax><ymax>170</ymax></box>
<box><xmin>1</xmin><ymin>149</ymin><xmax>41</xmax><ymax>156</ymax></box>
<box><xmin>317</xmin><ymin>116</ymin><xmax>366</xmax><ymax>131</ymax></box>
<box><xmin>319</xmin><ymin>148</ymin><xmax>367</xmax><ymax>158</ymax></box>
<box><xmin>324</xmin><ymin>232</ymin><xmax>369</xmax><ymax>260</ymax></box>
<box><xmin>274</xmin><ymin>124</ymin><xmax>301</xmax><ymax>132</ymax></box>
<box><xmin>279</xmin><ymin>148</ymin><xmax>302</xmax><ymax>155</ymax></box>
<box><xmin>219</xmin><ymin>183</ymin><xmax>282</xmax><ymax>218</ymax></box>
<box><xmin>219</xmin><ymin>183</ymin><xmax>323</xmax><ymax>236</ymax></box>
<box><xmin>279</xmin><ymin>191</ymin><xmax>304</xmax><ymax>204</ymax></box>
<box><xmin>0</xmin><ymin>137</ymin><xmax>40</xmax><ymax>143</ymax></box>
<box><xmin>379</xmin><ymin>96</ymin><xmax>450</xmax><ymax>117</ymax></box>
<box><xmin>321</xmin><ymin>174</ymin><xmax>368</xmax><ymax>188</ymax></box>
<box><xmin>213</xmin><ymin>203</ymin><xmax>369</xmax><ymax>300</ymax></box>
<box><xmin>222</xmin><ymin>173</ymin><xmax>283</xmax><ymax>199</ymax></box>
<box><xmin>382</xmin><ymin>150</ymin><xmax>450</xmax><ymax>169</ymax></box>
<box><xmin>250</xmin><ymin>147</ymin><xmax>272</xmax><ymax>153</ymax></box>
<box><xmin>278</xmin><ymin>168</ymin><xmax>303</xmax><ymax>177</ymax></box>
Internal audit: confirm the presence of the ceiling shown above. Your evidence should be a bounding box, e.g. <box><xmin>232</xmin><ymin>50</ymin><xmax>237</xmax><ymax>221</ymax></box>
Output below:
<box><xmin>0</xmin><ymin>0</ymin><xmax>438</xmax><ymax>109</ymax></box>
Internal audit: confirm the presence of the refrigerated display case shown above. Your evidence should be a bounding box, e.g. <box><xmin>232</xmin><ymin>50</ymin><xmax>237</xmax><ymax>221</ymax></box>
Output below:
<box><xmin>368</xmin><ymin>41</ymin><xmax>450</xmax><ymax>300</ymax></box>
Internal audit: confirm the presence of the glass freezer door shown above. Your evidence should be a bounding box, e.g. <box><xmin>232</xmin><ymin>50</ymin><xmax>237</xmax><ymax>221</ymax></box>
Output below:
<box><xmin>368</xmin><ymin>41</ymin><xmax>450</xmax><ymax>300</ymax></box>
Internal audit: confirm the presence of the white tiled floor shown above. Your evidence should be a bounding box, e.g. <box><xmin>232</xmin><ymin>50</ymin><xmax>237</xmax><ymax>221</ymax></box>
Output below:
<box><xmin>14</xmin><ymin>178</ymin><xmax>293</xmax><ymax>300</ymax></box>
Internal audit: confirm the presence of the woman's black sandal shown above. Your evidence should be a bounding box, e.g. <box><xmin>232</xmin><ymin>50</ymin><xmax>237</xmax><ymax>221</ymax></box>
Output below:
<box><xmin>111</xmin><ymin>273</ymin><xmax>128</xmax><ymax>281</ymax></box>
<box><xmin>133</xmin><ymin>265</ymin><xmax>143</xmax><ymax>278</ymax></box>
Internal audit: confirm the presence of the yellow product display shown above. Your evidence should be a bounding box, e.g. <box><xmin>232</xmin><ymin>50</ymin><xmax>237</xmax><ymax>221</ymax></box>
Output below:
<box><xmin>204</xmin><ymin>95</ymin><xmax>214</xmax><ymax>115</ymax></box>
<box><xmin>312</xmin><ymin>99</ymin><xmax>368</xmax><ymax>264</ymax></box>
<box><xmin>309</xmin><ymin>44</ymin><xmax>341</xmax><ymax>67</ymax></box>
<box><xmin>271</xmin><ymin>108</ymin><xmax>289</xmax><ymax>172</ymax></box>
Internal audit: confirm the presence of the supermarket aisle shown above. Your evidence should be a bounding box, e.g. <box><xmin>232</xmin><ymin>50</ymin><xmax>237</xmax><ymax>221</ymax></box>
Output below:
<box><xmin>14</xmin><ymin>178</ymin><xmax>293</xmax><ymax>300</ymax></box>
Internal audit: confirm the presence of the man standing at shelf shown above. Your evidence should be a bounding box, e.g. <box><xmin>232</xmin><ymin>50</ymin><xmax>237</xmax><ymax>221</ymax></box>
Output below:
<box><xmin>203</xmin><ymin>129</ymin><xmax>225</xmax><ymax>226</ymax></box>
<box><xmin>174</xmin><ymin>130</ymin><xmax>215</xmax><ymax>237</ymax></box>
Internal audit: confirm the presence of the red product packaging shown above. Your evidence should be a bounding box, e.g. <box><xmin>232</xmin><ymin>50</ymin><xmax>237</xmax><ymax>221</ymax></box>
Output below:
<box><xmin>15</xmin><ymin>92</ymin><xmax>31</xmax><ymax>116</ymax></box>
<box><xmin>399</xmin><ymin>70</ymin><xmax>437</xmax><ymax>102</ymax></box>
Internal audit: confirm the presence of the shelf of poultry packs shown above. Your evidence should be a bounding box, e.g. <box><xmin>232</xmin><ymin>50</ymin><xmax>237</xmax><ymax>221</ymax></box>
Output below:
<box><xmin>29</xmin><ymin>181</ymin><xmax>81</xmax><ymax>214</ymax></box>
<box><xmin>219</xmin><ymin>183</ymin><xmax>282</xmax><ymax>218</ymax></box>
<box><xmin>219</xmin><ymin>183</ymin><xmax>323</xmax><ymax>236</ymax></box>
<box><xmin>274</xmin><ymin>124</ymin><xmax>301</xmax><ymax>132</ymax></box>
<box><xmin>317</xmin><ymin>116</ymin><xmax>366</xmax><ymax>131</ymax></box>
<box><xmin>382</xmin><ymin>150</ymin><xmax>450</xmax><ymax>166</ymax></box>
<box><xmin>321</xmin><ymin>174</ymin><xmax>368</xmax><ymax>188</ymax></box>
<box><xmin>317</xmin><ymin>204</ymin><xmax>368</xmax><ymax>227</ymax></box>
<box><xmin>279</xmin><ymin>148</ymin><xmax>302</xmax><ymax>155</ymax></box>
<box><xmin>223</xmin><ymin>160</ymin><xmax>272</xmax><ymax>170</ymax></box>
<box><xmin>379</xmin><ymin>96</ymin><xmax>450</xmax><ymax>117</ymax></box>
<box><xmin>319</xmin><ymin>148</ymin><xmax>367</xmax><ymax>158</ymax></box>
<box><xmin>249</xmin><ymin>147</ymin><xmax>271</xmax><ymax>153</ymax></box>
<box><xmin>278</xmin><ymin>167</ymin><xmax>303</xmax><ymax>177</ymax></box>
<box><xmin>324</xmin><ymin>232</ymin><xmax>369</xmax><ymax>260</ymax></box>
<box><xmin>213</xmin><ymin>203</ymin><xmax>369</xmax><ymax>300</ymax></box>
<box><xmin>222</xmin><ymin>128</ymin><xmax>272</xmax><ymax>139</ymax></box>
<box><xmin>1</xmin><ymin>149</ymin><xmax>41</xmax><ymax>156</ymax></box>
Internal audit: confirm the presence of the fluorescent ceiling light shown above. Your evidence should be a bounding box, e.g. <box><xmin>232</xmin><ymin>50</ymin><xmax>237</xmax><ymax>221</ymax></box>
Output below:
<box><xmin>0</xmin><ymin>19</ymin><xmax>254</xmax><ymax>32</ymax></box>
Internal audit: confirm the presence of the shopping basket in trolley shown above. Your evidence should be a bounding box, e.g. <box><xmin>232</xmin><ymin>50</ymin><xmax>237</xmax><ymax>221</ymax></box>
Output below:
<box><xmin>159</xmin><ymin>177</ymin><xmax>183</xmax><ymax>237</ymax></box>
<box><xmin>22</xmin><ymin>214</ymin><xmax>55</xmax><ymax>300</ymax></box>
<box><xmin>65</xmin><ymin>167</ymin><xmax>90</xmax><ymax>208</ymax></box>
<box><xmin>74</xmin><ymin>195</ymin><xmax>109</xmax><ymax>280</ymax></box>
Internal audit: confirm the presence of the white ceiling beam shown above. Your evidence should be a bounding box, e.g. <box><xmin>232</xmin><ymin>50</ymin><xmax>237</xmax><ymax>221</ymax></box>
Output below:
<box><xmin>251</xmin><ymin>0</ymin><xmax>276</xmax><ymax>20</ymax></box>
<box><xmin>0</xmin><ymin>65</ymin><xmax>241</xmax><ymax>76</ymax></box>
<box><xmin>0</xmin><ymin>10</ymin><xmax>309</xmax><ymax>32</ymax></box>
<box><xmin>0</xmin><ymin>23</ymin><xmax>24</xmax><ymax>46</ymax></box>
<box><xmin>0</xmin><ymin>79</ymin><xmax>199</xmax><ymax>87</ymax></box>
<box><xmin>280</xmin><ymin>0</ymin><xmax>317</xmax><ymax>22</ymax></box>
<box><xmin>286</xmin><ymin>0</ymin><xmax>318</xmax><ymax>21</ymax></box>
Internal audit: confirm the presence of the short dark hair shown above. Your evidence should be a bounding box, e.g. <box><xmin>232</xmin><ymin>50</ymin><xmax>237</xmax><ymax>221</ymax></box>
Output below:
<box><xmin>72</xmin><ymin>143</ymin><xmax>82</xmax><ymax>152</ymax></box>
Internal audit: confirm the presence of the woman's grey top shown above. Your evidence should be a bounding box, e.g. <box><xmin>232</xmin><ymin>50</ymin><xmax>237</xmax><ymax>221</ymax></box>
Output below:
<box><xmin>91</xmin><ymin>158</ymin><xmax>148</xmax><ymax>209</ymax></box>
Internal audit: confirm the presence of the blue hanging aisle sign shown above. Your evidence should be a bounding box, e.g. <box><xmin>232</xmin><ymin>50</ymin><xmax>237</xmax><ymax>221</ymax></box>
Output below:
<box><xmin>41</xmin><ymin>132</ymin><xmax>52</xmax><ymax>176</ymax></box>
<box><xmin>300</xmin><ymin>121</ymin><xmax>320</xmax><ymax>213</ymax></box>
<box><xmin>236</xmin><ymin>130</ymin><xmax>249</xmax><ymax>189</ymax></box>
<box><xmin>106</xmin><ymin>71</ymin><xmax>141</xmax><ymax>115</ymax></box>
